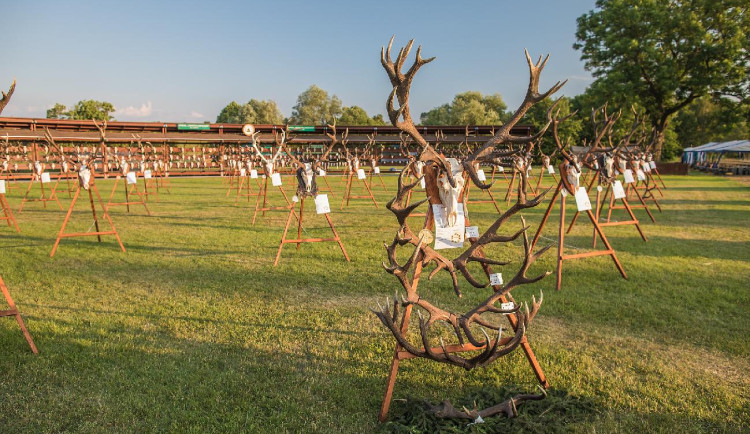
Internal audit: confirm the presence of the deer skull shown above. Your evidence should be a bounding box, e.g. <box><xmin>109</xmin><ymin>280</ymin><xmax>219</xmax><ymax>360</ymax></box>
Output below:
<box><xmin>34</xmin><ymin>161</ymin><xmax>43</xmax><ymax>176</ymax></box>
<box><xmin>78</xmin><ymin>163</ymin><xmax>91</xmax><ymax>190</ymax></box>
<box><xmin>438</xmin><ymin>158</ymin><xmax>465</xmax><ymax>227</ymax></box>
<box><xmin>296</xmin><ymin>162</ymin><xmax>317</xmax><ymax>197</ymax></box>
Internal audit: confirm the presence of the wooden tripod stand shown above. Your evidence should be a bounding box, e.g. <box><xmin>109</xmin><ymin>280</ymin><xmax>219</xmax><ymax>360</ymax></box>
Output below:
<box><xmin>0</xmin><ymin>275</ymin><xmax>38</xmax><ymax>353</ymax></box>
<box><xmin>340</xmin><ymin>170</ymin><xmax>379</xmax><ymax>210</ymax></box>
<box><xmin>1</xmin><ymin>185</ymin><xmax>20</xmax><ymax>233</ymax></box>
<box><xmin>378</xmin><ymin>207</ymin><xmax>549</xmax><ymax>422</ymax></box>
<box><xmin>106</xmin><ymin>174</ymin><xmax>151</xmax><ymax>215</ymax></box>
<box><xmin>368</xmin><ymin>167</ymin><xmax>388</xmax><ymax>192</ymax></box>
<box><xmin>18</xmin><ymin>173</ymin><xmax>63</xmax><ymax>213</ymax></box>
<box><xmin>463</xmin><ymin>176</ymin><xmax>502</xmax><ymax>213</ymax></box>
<box><xmin>233</xmin><ymin>172</ymin><xmax>261</xmax><ymax>206</ymax></box>
<box><xmin>50</xmin><ymin>182</ymin><xmax>126</xmax><ymax>257</ymax></box>
<box><xmin>252</xmin><ymin>175</ymin><xmax>293</xmax><ymax>225</ymax></box>
<box><xmin>273</xmin><ymin>195</ymin><xmax>349</xmax><ymax>266</ymax></box>
<box><xmin>531</xmin><ymin>181</ymin><xmax>627</xmax><ymax>291</ymax></box>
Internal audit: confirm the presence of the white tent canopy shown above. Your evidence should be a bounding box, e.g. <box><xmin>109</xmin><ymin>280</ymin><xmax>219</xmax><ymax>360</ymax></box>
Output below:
<box><xmin>682</xmin><ymin>140</ymin><xmax>750</xmax><ymax>165</ymax></box>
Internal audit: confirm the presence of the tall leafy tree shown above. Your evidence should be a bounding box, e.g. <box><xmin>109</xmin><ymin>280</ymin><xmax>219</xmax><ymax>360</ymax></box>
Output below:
<box><xmin>63</xmin><ymin>100</ymin><xmax>115</xmax><ymax>121</ymax></box>
<box><xmin>247</xmin><ymin>99</ymin><xmax>284</xmax><ymax>124</ymax></box>
<box><xmin>674</xmin><ymin>96</ymin><xmax>749</xmax><ymax>147</ymax></box>
<box><xmin>574</xmin><ymin>0</ymin><xmax>749</xmax><ymax>159</ymax></box>
<box><xmin>420</xmin><ymin>91</ymin><xmax>509</xmax><ymax>125</ymax></box>
<box><xmin>289</xmin><ymin>85</ymin><xmax>342</xmax><ymax>125</ymax></box>
<box><xmin>524</xmin><ymin>97</ymin><xmax>583</xmax><ymax>159</ymax></box>
<box><xmin>46</xmin><ymin>103</ymin><xmax>70</xmax><ymax>119</ymax></box>
<box><xmin>216</xmin><ymin>101</ymin><xmax>255</xmax><ymax>124</ymax></box>
<box><xmin>338</xmin><ymin>105</ymin><xmax>387</xmax><ymax>126</ymax></box>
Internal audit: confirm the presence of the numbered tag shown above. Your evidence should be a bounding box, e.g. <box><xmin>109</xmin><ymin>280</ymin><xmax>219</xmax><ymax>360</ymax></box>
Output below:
<box><xmin>41</xmin><ymin>172</ymin><xmax>51</xmax><ymax>183</ymax></box>
<box><xmin>318</xmin><ymin>169</ymin><xmax>326</xmax><ymax>177</ymax></box>
<box><xmin>315</xmin><ymin>194</ymin><xmax>330</xmax><ymax>214</ymax></box>
<box><xmin>357</xmin><ymin>168</ymin><xmax>366</xmax><ymax>180</ymax></box>
<box><xmin>623</xmin><ymin>169</ymin><xmax>635</xmax><ymax>184</ymax></box>
<box><xmin>250</xmin><ymin>169</ymin><xmax>258</xmax><ymax>179</ymax></box>
<box><xmin>240</xmin><ymin>168</ymin><xmax>246</xmax><ymax>177</ymax></box>
<box><xmin>419</xmin><ymin>178</ymin><xmax>426</xmax><ymax>189</ymax></box>
<box><xmin>374</xmin><ymin>167</ymin><xmax>380</xmax><ymax>174</ymax></box>
<box><xmin>465</xmin><ymin>226</ymin><xmax>479</xmax><ymax>238</ymax></box>
<box><xmin>636</xmin><ymin>169</ymin><xmax>646</xmax><ymax>181</ymax></box>
<box><xmin>271</xmin><ymin>172</ymin><xmax>282</xmax><ymax>186</ymax></box>
<box><xmin>126</xmin><ymin>172</ymin><xmax>137</xmax><ymax>185</ymax></box>
<box><xmin>649</xmin><ymin>161</ymin><xmax>656</xmax><ymax>169</ymax></box>
<box><xmin>500</xmin><ymin>301</ymin><xmax>515</xmax><ymax>311</ymax></box>
<box><xmin>477</xmin><ymin>169</ymin><xmax>486</xmax><ymax>181</ymax></box>
<box><xmin>489</xmin><ymin>273</ymin><xmax>503</xmax><ymax>286</ymax></box>
<box><xmin>144</xmin><ymin>170</ymin><xmax>152</xmax><ymax>179</ymax></box>
<box><xmin>612</xmin><ymin>180</ymin><xmax>626</xmax><ymax>199</ymax></box>
<box><xmin>574</xmin><ymin>187</ymin><xmax>592</xmax><ymax>212</ymax></box>
<box><xmin>547</xmin><ymin>165</ymin><xmax>555</xmax><ymax>174</ymax></box>
<box><xmin>0</xmin><ymin>180</ymin><xmax>5</xmax><ymax>194</ymax></box>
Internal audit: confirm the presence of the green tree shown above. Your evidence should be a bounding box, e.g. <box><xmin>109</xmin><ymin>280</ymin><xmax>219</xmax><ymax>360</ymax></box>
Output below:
<box><xmin>247</xmin><ymin>99</ymin><xmax>284</xmax><ymax>124</ymax></box>
<box><xmin>64</xmin><ymin>100</ymin><xmax>115</xmax><ymax>121</ymax></box>
<box><xmin>289</xmin><ymin>85</ymin><xmax>342</xmax><ymax>125</ymax></box>
<box><xmin>420</xmin><ymin>91</ymin><xmax>509</xmax><ymax>125</ymax></box>
<box><xmin>338</xmin><ymin>105</ymin><xmax>387</xmax><ymax>126</ymax></box>
<box><xmin>46</xmin><ymin>103</ymin><xmax>70</xmax><ymax>119</ymax></box>
<box><xmin>524</xmin><ymin>97</ymin><xmax>583</xmax><ymax>159</ymax></box>
<box><xmin>674</xmin><ymin>96</ymin><xmax>749</xmax><ymax>148</ymax></box>
<box><xmin>574</xmin><ymin>0</ymin><xmax>749</xmax><ymax>160</ymax></box>
<box><xmin>216</xmin><ymin>101</ymin><xmax>256</xmax><ymax>124</ymax></box>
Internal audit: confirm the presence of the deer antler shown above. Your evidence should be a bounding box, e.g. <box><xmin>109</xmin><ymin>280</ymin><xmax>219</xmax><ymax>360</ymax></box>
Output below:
<box><xmin>0</xmin><ymin>79</ymin><xmax>16</xmax><ymax>115</ymax></box>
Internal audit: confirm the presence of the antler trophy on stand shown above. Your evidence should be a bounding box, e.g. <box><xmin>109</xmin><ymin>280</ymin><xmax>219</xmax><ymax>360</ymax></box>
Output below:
<box><xmin>374</xmin><ymin>37</ymin><xmax>566</xmax><ymax>422</ymax></box>
<box><xmin>247</xmin><ymin>127</ymin><xmax>295</xmax><ymax>225</ymax></box>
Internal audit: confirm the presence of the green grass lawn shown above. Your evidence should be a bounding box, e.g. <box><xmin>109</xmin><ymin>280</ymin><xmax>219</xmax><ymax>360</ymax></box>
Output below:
<box><xmin>0</xmin><ymin>172</ymin><xmax>748</xmax><ymax>433</ymax></box>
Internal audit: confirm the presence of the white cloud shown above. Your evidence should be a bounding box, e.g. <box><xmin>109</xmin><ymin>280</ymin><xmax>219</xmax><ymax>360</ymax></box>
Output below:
<box><xmin>189</xmin><ymin>111</ymin><xmax>204</xmax><ymax>119</ymax></box>
<box><xmin>116</xmin><ymin>101</ymin><xmax>153</xmax><ymax>117</ymax></box>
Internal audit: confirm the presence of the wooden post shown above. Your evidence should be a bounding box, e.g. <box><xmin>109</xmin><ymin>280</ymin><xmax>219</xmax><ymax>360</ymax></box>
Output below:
<box><xmin>0</xmin><ymin>275</ymin><xmax>38</xmax><ymax>353</ymax></box>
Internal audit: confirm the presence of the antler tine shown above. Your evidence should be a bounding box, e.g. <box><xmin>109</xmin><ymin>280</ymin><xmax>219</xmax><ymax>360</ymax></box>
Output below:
<box><xmin>279</xmin><ymin>130</ymin><xmax>304</xmax><ymax>169</ymax></box>
<box><xmin>0</xmin><ymin>79</ymin><xmax>16</xmax><ymax>115</ymax></box>
<box><xmin>250</xmin><ymin>131</ymin><xmax>267</xmax><ymax>163</ymax></box>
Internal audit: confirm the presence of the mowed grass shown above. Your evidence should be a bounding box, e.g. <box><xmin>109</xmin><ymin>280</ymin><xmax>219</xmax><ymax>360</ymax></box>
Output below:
<box><xmin>0</xmin><ymin>172</ymin><xmax>748</xmax><ymax>433</ymax></box>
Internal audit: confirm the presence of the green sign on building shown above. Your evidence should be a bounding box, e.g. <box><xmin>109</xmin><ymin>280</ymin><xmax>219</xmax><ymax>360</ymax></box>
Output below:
<box><xmin>177</xmin><ymin>123</ymin><xmax>211</xmax><ymax>131</ymax></box>
<box><xmin>287</xmin><ymin>126</ymin><xmax>316</xmax><ymax>132</ymax></box>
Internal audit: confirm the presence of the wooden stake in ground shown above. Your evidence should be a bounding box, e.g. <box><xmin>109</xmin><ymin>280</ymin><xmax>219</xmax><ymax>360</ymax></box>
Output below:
<box><xmin>0</xmin><ymin>180</ymin><xmax>20</xmax><ymax>233</ymax></box>
<box><xmin>0</xmin><ymin>274</ymin><xmax>38</xmax><ymax>353</ymax></box>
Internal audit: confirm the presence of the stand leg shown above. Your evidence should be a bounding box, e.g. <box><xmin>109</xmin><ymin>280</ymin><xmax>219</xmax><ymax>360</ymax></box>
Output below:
<box><xmin>273</xmin><ymin>203</ymin><xmax>296</xmax><ymax>266</ymax></box>
<box><xmin>325</xmin><ymin>213</ymin><xmax>350</xmax><ymax>261</ymax></box>
<box><xmin>556</xmin><ymin>194</ymin><xmax>566</xmax><ymax>291</ymax></box>
<box><xmin>51</xmin><ymin>187</ymin><xmax>80</xmax><ymax>257</ymax></box>
<box><xmin>297</xmin><ymin>198</ymin><xmax>304</xmax><ymax>250</ymax></box>
<box><xmin>88</xmin><ymin>188</ymin><xmax>103</xmax><ymax>242</ymax></box>
<box><xmin>93</xmin><ymin>184</ymin><xmax>126</xmax><ymax>252</ymax></box>
<box><xmin>0</xmin><ymin>276</ymin><xmax>38</xmax><ymax>353</ymax></box>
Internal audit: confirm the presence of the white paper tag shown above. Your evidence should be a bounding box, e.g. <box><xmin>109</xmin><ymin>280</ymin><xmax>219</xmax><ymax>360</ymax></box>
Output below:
<box><xmin>318</xmin><ymin>169</ymin><xmax>326</xmax><ymax>177</ymax></box>
<box><xmin>357</xmin><ymin>168</ymin><xmax>366</xmax><ymax>180</ymax></box>
<box><xmin>465</xmin><ymin>226</ymin><xmax>479</xmax><ymax>238</ymax></box>
<box><xmin>271</xmin><ymin>172</ymin><xmax>282</xmax><ymax>186</ymax></box>
<box><xmin>127</xmin><ymin>172</ymin><xmax>137</xmax><ymax>185</ymax></box>
<box><xmin>420</xmin><ymin>178</ymin><xmax>426</xmax><ymax>189</ymax></box>
<box><xmin>527</xmin><ymin>165</ymin><xmax>533</xmax><ymax>174</ymax></box>
<box><xmin>432</xmin><ymin>203</ymin><xmax>465</xmax><ymax>250</ymax></box>
<box><xmin>0</xmin><ymin>180</ymin><xmax>5</xmax><ymax>194</ymax></box>
<box><xmin>623</xmin><ymin>169</ymin><xmax>635</xmax><ymax>184</ymax></box>
<box><xmin>292</xmin><ymin>195</ymin><xmax>299</xmax><ymax>203</ymax></box>
<box><xmin>144</xmin><ymin>170</ymin><xmax>152</xmax><ymax>179</ymax></box>
<box><xmin>575</xmin><ymin>187</ymin><xmax>592</xmax><ymax>212</ymax></box>
<box><xmin>597</xmin><ymin>185</ymin><xmax>603</xmax><ymax>192</ymax></box>
<box><xmin>240</xmin><ymin>168</ymin><xmax>247</xmax><ymax>177</ymax></box>
<box><xmin>477</xmin><ymin>169</ymin><xmax>486</xmax><ymax>181</ymax></box>
<box><xmin>489</xmin><ymin>273</ymin><xmax>503</xmax><ymax>286</ymax></box>
<box><xmin>593</xmin><ymin>161</ymin><xmax>599</xmax><ymax>169</ymax></box>
<box><xmin>250</xmin><ymin>169</ymin><xmax>258</xmax><ymax>179</ymax></box>
<box><xmin>497</xmin><ymin>166</ymin><xmax>504</xmax><ymax>172</ymax></box>
<box><xmin>500</xmin><ymin>301</ymin><xmax>514</xmax><ymax>310</ymax></box>
<box><xmin>641</xmin><ymin>162</ymin><xmax>651</xmax><ymax>173</ymax></box>
<box><xmin>612</xmin><ymin>180</ymin><xmax>626</xmax><ymax>199</ymax></box>
<box><xmin>315</xmin><ymin>194</ymin><xmax>330</xmax><ymax>214</ymax></box>
<box><xmin>649</xmin><ymin>161</ymin><xmax>656</xmax><ymax>169</ymax></box>
<box><xmin>547</xmin><ymin>165</ymin><xmax>555</xmax><ymax>174</ymax></box>
<box><xmin>561</xmin><ymin>188</ymin><xmax>568</xmax><ymax>197</ymax></box>
<box><xmin>374</xmin><ymin>167</ymin><xmax>380</xmax><ymax>174</ymax></box>
<box><xmin>41</xmin><ymin>172</ymin><xmax>51</xmax><ymax>183</ymax></box>
<box><xmin>636</xmin><ymin>169</ymin><xmax>646</xmax><ymax>181</ymax></box>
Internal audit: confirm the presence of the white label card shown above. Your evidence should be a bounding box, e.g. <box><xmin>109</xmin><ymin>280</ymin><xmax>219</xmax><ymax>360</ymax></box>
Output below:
<box><xmin>419</xmin><ymin>178</ymin><xmax>426</xmax><ymax>189</ymax></box>
<box><xmin>649</xmin><ymin>161</ymin><xmax>657</xmax><ymax>169</ymax></box>
<box><xmin>315</xmin><ymin>194</ymin><xmax>330</xmax><ymax>214</ymax></box>
<box><xmin>623</xmin><ymin>169</ymin><xmax>635</xmax><ymax>184</ymax></box>
<box><xmin>547</xmin><ymin>165</ymin><xmax>555</xmax><ymax>174</ymax></box>
<box><xmin>477</xmin><ymin>169</ymin><xmax>486</xmax><ymax>181</ymax></box>
<box><xmin>642</xmin><ymin>162</ymin><xmax>651</xmax><ymax>173</ymax></box>
<box><xmin>357</xmin><ymin>168</ymin><xmax>366</xmax><ymax>180</ymax></box>
<box><xmin>497</xmin><ymin>166</ymin><xmax>504</xmax><ymax>172</ymax></box>
<box><xmin>432</xmin><ymin>203</ymin><xmax>465</xmax><ymax>250</ymax></box>
<box><xmin>575</xmin><ymin>187</ymin><xmax>592</xmax><ymax>212</ymax></box>
<box><xmin>374</xmin><ymin>167</ymin><xmax>380</xmax><ymax>174</ymax></box>
<box><xmin>41</xmin><ymin>172</ymin><xmax>51</xmax><ymax>183</ymax></box>
<box><xmin>0</xmin><ymin>180</ymin><xmax>5</xmax><ymax>194</ymax></box>
<box><xmin>612</xmin><ymin>180</ymin><xmax>626</xmax><ymax>199</ymax></box>
<box><xmin>271</xmin><ymin>172</ymin><xmax>282</xmax><ymax>186</ymax></box>
<box><xmin>144</xmin><ymin>170</ymin><xmax>152</xmax><ymax>179</ymax></box>
<box><xmin>500</xmin><ymin>301</ymin><xmax>515</xmax><ymax>311</ymax></box>
<box><xmin>126</xmin><ymin>172</ymin><xmax>137</xmax><ymax>185</ymax></box>
<box><xmin>636</xmin><ymin>169</ymin><xmax>646</xmax><ymax>181</ymax></box>
<box><xmin>561</xmin><ymin>188</ymin><xmax>569</xmax><ymax>197</ymax></box>
<box><xmin>490</xmin><ymin>273</ymin><xmax>503</xmax><ymax>286</ymax></box>
<box><xmin>465</xmin><ymin>226</ymin><xmax>479</xmax><ymax>238</ymax></box>
<box><xmin>250</xmin><ymin>169</ymin><xmax>258</xmax><ymax>179</ymax></box>
<box><xmin>317</xmin><ymin>169</ymin><xmax>326</xmax><ymax>177</ymax></box>
<box><xmin>240</xmin><ymin>168</ymin><xmax>246</xmax><ymax>177</ymax></box>
<box><xmin>292</xmin><ymin>195</ymin><xmax>299</xmax><ymax>203</ymax></box>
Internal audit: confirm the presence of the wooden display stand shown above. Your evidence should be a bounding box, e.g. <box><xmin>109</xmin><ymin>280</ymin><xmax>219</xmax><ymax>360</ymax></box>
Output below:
<box><xmin>340</xmin><ymin>170</ymin><xmax>379</xmax><ymax>210</ymax></box>
<box><xmin>55</xmin><ymin>169</ymin><xmax>77</xmax><ymax>199</ymax></box>
<box><xmin>18</xmin><ymin>173</ymin><xmax>63</xmax><ymax>213</ymax></box>
<box><xmin>1</xmin><ymin>186</ymin><xmax>20</xmax><ymax>233</ymax></box>
<box><xmin>142</xmin><ymin>171</ymin><xmax>160</xmax><ymax>202</ymax></box>
<box><xmin>106</xmin><ymin>174</ymin><xmax>151</xmax><ymax>215</ymax></box>
<box><xmin>233</xmin><ymin>172</ymin><xmax>260</xmax><ymax>206</ymax></box>
<box><xmin>463</xmin><ymin>176</ymin><xmax>502</xmax><ymax>213</ymax></box>
<box><xmin>51</xmin><ymin>180</ymin><xmax>126</xmax><ymax>257</ymax></box>
<box><xmin>368</xmin><ymin>167</ymin><xmax>388</xmax><ymax>192</ymax></box>
<box><xmin>609</xmin><ymin>179</ymin><xmax>656</xmax><ymax>223</ymax></box>
<box><xmin>252</xmin><ymin>175</ymin><xmax>294</xmax><ymax>225</ymax></box>
<box><xmin>504</xmin><ymin>168</ymin><xmax>538</xmax><ymax>205</ymax></box>
<box><xmin>530</xmin><ymin>181</ymin><xmax>627</xmax><ymax>291</ymax></box>
<box><xmin>0</xmin><ymin>275</ymin><xmax>38</xmax><ymax>353</ymax></box>
<box><xmin>378</xmin><ymin>207</ymin><xmax>548</xmax><ymax>422</ymax></box>
<box><xmin>534</xmin><ymin>166</ymin><xmax>558</xmax><ymax>192</ymax></box>
<box><xmin>273</xmin><ymin>195</ymin><xmax>349</xmax><ymax>266</ymax></box>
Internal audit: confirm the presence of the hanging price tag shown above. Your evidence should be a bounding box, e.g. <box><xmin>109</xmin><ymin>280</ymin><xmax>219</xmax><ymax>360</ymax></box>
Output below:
<box><xmin>649</xmin><ymin>161</ymin><xmax>656</xmax><ymax>169</ymax></box>
<box><xmin>465</xmin><ymin>226</ymin><xmax>479</xmax><ymax>238</ymax></box>
<box><xmin>489</xmin><ymin>273</ymin><xmax>503</xmax><ymax>286</ymax></box>
<box><xmin>271</xmin><ymin>172</ymin><xmax>282</xmax><ymax>186</ymax></box>
<box><xmin>0</xmin><ymin>180</ymin><xmax>5</xmax><ymax>194</ymax></box>
<box><xmin>547</xmin><ymin>165</ymin><xmax>555</xmax><ymax>174</ymax></box>
<box><xmin>41</xmin><ymin>172</ymin><xmax>51</xmax><ymax>183</ymax></box>
<box><xmin>477</xmin><ymin>169</ymin><xmax>486</xmax><ymax>181</ymax></box>
<box><xmin>575</xmin><ymin>187</ymin><xmax>592</xmax><ymax>211</ymax></box>
<box><xmin>250</xmin><ymin>169</ymin><xmax>258</xmax><ymax>179</ymax></box>
<box><xmin>623</xmin><ymin>169</ymin><xmax>635</xmax><ymax>184</ymax></box>
<box><xmin>315</xmin><ymin>194</ymin><xmax>330</xmax><ymax>214</ymax></box>
<box><xmin>374</xmin><ymin>167</ymin><xmax>380</xmax><ymax>174</ymax></box>
<box><xmin>126</xmin><ymin>172</ymin><xmax>137</xmax><ymax>185</ymax></box>
<box><xmin>144</xmin><ymin>170</ymin><xmax>152</xmax><ymax>179</ymax></box>
<box><xmin>636</xmin><ymin>169</ymin><xmax>646</xmax><ymax>181</ymax></box>
<box><xmin>357</xmin><ymin>168</ymin><xmax>366</xmax><ymax>180</ymax></box>
<box><xmin>612</xmin><ymin>180</ymin><xmax>626</xmax><ymax>199</ymax></box>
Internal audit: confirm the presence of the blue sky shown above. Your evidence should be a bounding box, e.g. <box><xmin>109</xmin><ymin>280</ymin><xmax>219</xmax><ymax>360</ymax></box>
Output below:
<box><xmin>1</xmin><ymin>0</ymin><xmax>598</xmax><ymax>122</ymax></box>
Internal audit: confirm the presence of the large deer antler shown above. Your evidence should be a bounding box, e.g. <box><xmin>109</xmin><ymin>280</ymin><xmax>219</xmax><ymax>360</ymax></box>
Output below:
<box><xmin>0</xmin><ymin>79</ymin><xmax>16</xmax><ymax>115</ymax></box>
